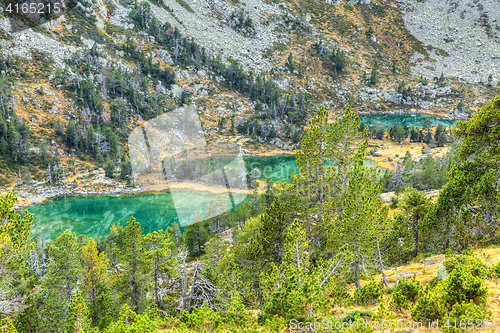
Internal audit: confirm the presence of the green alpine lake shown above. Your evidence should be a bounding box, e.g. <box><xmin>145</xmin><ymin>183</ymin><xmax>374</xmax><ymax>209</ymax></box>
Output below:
<box><xmin>25</xmin><ymin>114</ymin><xmax>456</xmax><ymax>240</ymax></box>
<box><xmin>25</xmin><ymin>155</ymin><xmax>382</xmax><ymax>240</ymax></box>
<box><xmin>358</xmin><ymin>113</ymin><xmax>458</xmax><ymax>128</ymax></box>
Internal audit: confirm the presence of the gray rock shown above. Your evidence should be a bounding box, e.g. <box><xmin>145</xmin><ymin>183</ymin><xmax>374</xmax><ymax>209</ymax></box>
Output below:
<box><xmin>437</xmin><ymin>264</ymin><xmax>448</xmax><ymax>280</ymax></box>
<box><xmin>217</xmin><ymin>107</ymin><xmax>227</xmax><ymax>114</ymax></box>
<box><xmin>95</xmin><ymin>17</ymin><xmax>105</xmax><ymax>30</ymax></box>
<box><xmin>392</xmin><ymin>271</ymin><xmax>421</xmax><ymax>278</ymax></box>
<box><xmin>156</xmin><ymin>84</ymin><xmax>167</xmax><ymax>94</ymax></box>
<box><xmin>422</xmin><ymin>259</ymin><xmax>444</xmax><ymax>266</ymax></box>
<box><xmin>170</xmin><ymin>85</ymin><xmax>183</xmax><ymax>98</ymax></box>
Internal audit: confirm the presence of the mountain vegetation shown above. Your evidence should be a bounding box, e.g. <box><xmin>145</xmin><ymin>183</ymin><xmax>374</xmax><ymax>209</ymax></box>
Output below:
<box><xmin>0</xmin><ymin>88</ymin><xmax>499</xmax><ymax>332</ymax></box>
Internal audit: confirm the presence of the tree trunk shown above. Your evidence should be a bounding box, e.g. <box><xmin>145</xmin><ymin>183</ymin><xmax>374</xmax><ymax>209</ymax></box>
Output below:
<box><xmin>188</xmin><ymin>263</ymin><xmax>199</xmax><ymax>314</ymax></box>
<box><xmin>154</xmin><ymin>258</ymin><xmax>160</xmax><ymax>309</ymax></box>
<box><xmin>66</xmin><ymin>278</ymin><xmax>72</xmax><ymax>305</ymax></box>
<box><xmin>377</xmin><ymin>239</ymin><xmax>389</xmax><ymax>288</ymax></box>
<box><xmin>413</xmin><ymin>219</ymin><xmax>419</xmax><ymax>258</ymax></box>
<box><xmin>278</xmin><ymin>230</ymin><xmax>282</xmax><ymax>266</ymax></box>
<box><xmin>182</xmin><ymin>256</ymin><xmax>187</xmax><ymax>311</ymax></box>
<box><xmin>132</xmin><ymin>260</ymin><xmax>139</xmax><ymax>313</ymax></box>
<box><xmin>354</xmin><ymin>258</ymin><xmax>362</xmax><ymax>289</ymax></box>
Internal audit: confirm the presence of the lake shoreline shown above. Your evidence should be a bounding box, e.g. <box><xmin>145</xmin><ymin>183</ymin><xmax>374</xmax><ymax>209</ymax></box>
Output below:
<box><xmin>354</xmin><ymin>110</ymin><xmax>467</xmax><ymax>121</ymax></box>
<box><xmin>11</xmin><ymin>180</ymin><xmax>266</xmax><ymax>212</ymax></box>
<box><xmin>6</xmin><ymin>112</ymin><xmax>464</xmax><ymax>211</ymax></box>
<box><xmin>6</xmin><ymin>153</ymin><xmax>278</xmax><ymax>211</ymax></box>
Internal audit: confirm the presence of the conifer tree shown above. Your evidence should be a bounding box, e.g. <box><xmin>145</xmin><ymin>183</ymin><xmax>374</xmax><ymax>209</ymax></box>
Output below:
<box><xmin>433</xmin><ymin>88</ymin><xmax>500</xmax><ymax>250</ymax></box>
<box><xmin>226</xmin><ymin>295</ymin><xmax>248</xmax><ymax>327</ymax></box>
<box><xmin>398</xmin><ymin>188</ymin><xmax>433</xmax><ymax>258</ymax></box>
<box><xmin>327</xmin><ymin>145</ymin><xmax>381</xmax><ymax>289</ymax></box>
<box><xmin>203</xmin><ymin>233</ymin><xmax>227</xmax><ymax>269</ymax></box>
<box><xmin>246</xmin><ymin>199</ymin><xmax>290</xmax><ymax>267</ymax></box>
<box><xmin>65</xmin><ymin>120</ymin><xmax>76</xmax><ymax>146</ymax></box>
<box><xmin>119</xmin><ymin>217</ymin><xmax>149</xmax><ymax>314</ymax></box>
<box><xmin>403</xmin><ymin>150</ymin><xmax>414</xmax><ymax>170</ymax></box>
<box><xmin>145</xmin><ymin>230</ymin><xmax>176</xmax><ymax>310</ymax></box>
<box><xmin>64</xmin><ymin>289</ymin><xmax>91</xmax><ymax>333</ymax></box>
<box><xmin>0</xmin><ymin>194</ymin><xmax>33</xmax><ymax>319</ymax></box>
<box><xmin>37</xmin><ymin>230</ymin><xmax>82</xmax><ymax>333</ymax></box>
<box><xmin>82</xmin><ymin>238</ymin><xmax>112</xmax><ymax>327</ymax></box>
<box><xmin>184</xmin><ymin>209</ymin><xmax>209</xmax><ymax>256</ymax></box>
<box><xmin>103</xmin><ymin>304</ymin><xmax>157</xmax><ymax>333</ymax></box>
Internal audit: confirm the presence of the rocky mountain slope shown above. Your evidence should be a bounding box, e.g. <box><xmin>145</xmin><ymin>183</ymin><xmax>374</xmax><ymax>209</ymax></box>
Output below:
<box><xmin>0</xmin><ymin>0</ymin><xmax>498</xmax><ymax>185</ymax></box>
<box><xmin>399</xmin><ymin>0</ymin><xmax>500</xmax><ymax>84</ymax></box>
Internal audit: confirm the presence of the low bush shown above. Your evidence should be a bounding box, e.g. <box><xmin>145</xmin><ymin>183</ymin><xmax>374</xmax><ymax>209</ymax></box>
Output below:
<box><xmin>443</xmin><ymin>246</ymin><xmax>487</xmax><ymax>278</ymax></box>
<box><xmin>388</xmin><ymin>274</ymin><xmax>421</xmax><ymax>312</ymax></box>
<box><xmin>330</xmin><ymin>285</ymin><xmax>354</xmax><ymax>307</ymax></box>
<box><xmin>441</xmin><ymin>300</ymin><xmax>492</xmax><ymax>333</ymax></box>
<box><xmin>354</xmin><ymin>279</ymin><xmax>383</xmax><ymax>306</ymax></box>
<box><xmin>412</xmin><ymin>267</ymin><xmax>489</xmax><ymax>323</ymax></box>
<box><xmin>342</xmin><ymin>309</ymin><xmax>374</xmax><ymax>322</ymax></box>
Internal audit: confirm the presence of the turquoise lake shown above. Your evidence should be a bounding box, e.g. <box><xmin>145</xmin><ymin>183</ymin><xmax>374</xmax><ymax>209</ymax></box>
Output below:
<box><xmin>25</xmin><ymin>156</ymin><xmax>383</xmax><ymax>240</ymax></box>
<box><xmin>25</xmin><ymin>114</ymin><xmax>455</xmax><ymax>240</ymax></box>
<box><xmin>27</xmin><ymin>190</ymin><xmax>246</xmax><ymax>240</ymax></box>
<box><xmin>358</xmin><ymin>113</ymin><xmax>458</xmax><ymax>128</ymax></box>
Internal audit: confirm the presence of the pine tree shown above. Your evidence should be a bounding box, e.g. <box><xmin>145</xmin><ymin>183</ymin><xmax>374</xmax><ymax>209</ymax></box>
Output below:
<box><xmin>82</xmin><ymin>237</ymin><xmax>112</xmax><ymax>327</ymax></box>
<box><xmin>203</xmin><ymin>233</ymin><xmax>227</xmax><ymax>269</ymax></box>
<box><xmin>370</xmin><ymin>69</ymin><xmax>378</xmax><ymax>86</ymax></box>
<box><xmin>246</xmin><ymin>199</ymin><xmax>290</xmax><ymax>267</ymax></box>
<box><xmin>333</xmin><ymin>50</ymin><xmax>345</xmax><ymax>73</ymax></box>
<box><xmin>119</xmin><ymin>217</ymin><xmax>149</xmax><ymax>314</ymax></box>
<box><xmin>95</xmin><ymin>285</ymin><xmax>117</xmax><ymax>331</ymax></box>
<box><xmin>403</xmin><ymin>150</ymin><xmax>414</xmax><ymax>170</ymax></box>
<box><xmin>105</xmin><ymin>161</ymin><xmax>115</xmax><ymax>179</ymax></box>
<box><xmin>183</xmin><ymin>209</ymin><xmax>209</xmax><ymax>256</ymax></box>
<box><xmin>64</xmin><ymin>289</ymin><xmax>91</xmax><ymax>333</ymax></box>
<box><xmin>103</xmin><ymin>304</ymin><xmax>157</xmax><ymax>333</ymax></box>
<box><xmin>398</xmin><ymin>188</ymin><xmax>433</xmax><ymax>258</ymax></box>
<box><xmin>283</xmin><ymin>106</ymin><xmax>332</xmax><ymax>248</ymax></box>
<box><xmin>433</xmin><ymin>88</ymin><xmax>500</xmax><ymax>250</ymax></box>
<box><xmin>65</xmin><ymin>120</ymin><xmax>76</xmax><ymax>146</ymax></box>
<box><xmin>0</xmin><ymin>193</ymin><xmax>33</xmax><ymax>320</ymax></box>
<box><xmin>145</xmin><ymin>230</ymin><xmax>176</xmax><ymax>310</ymax></box>
<box><xmin>226</xmin><ymin>295</ymin><xmax>248</xmax><ymax>327</ymax></box>
<box><xmin>36</xmin><ymin>230</ymin><xmax>82</xmax><ymax>333</ymax></box>
<box><xmin>327</xmin><ymin>146</ymin><xmax>382</xmax><ymax>289</ymax></box>
<box><xmin>437</xmin><ymin>131</ymin><xmax>447</xmax><ymax>147</ymax></box>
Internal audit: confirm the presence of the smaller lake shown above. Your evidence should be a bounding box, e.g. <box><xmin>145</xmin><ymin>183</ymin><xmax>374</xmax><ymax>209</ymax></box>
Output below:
<box><xmin>358</xmin><ymin>114</ymin><xmax>458</xmax><ymax>128</ymax></box>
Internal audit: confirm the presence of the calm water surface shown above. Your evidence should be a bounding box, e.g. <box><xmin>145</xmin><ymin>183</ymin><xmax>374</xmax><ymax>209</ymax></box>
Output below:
<box><xmin>358</xmin><ymin>113</ymin><xmax>458</xmax><ymax>128</ymax></box>
<box><xmin>27</xmin><ymin>113</ymin><xmax>450</xmax><ymax>239</ymax></box>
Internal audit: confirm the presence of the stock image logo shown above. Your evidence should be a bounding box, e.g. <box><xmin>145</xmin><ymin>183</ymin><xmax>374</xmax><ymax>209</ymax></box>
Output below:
<box><xmin>128</xmin><ymin>105</ymin><xmax>249</xmax><ymax>227</ymax></box>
